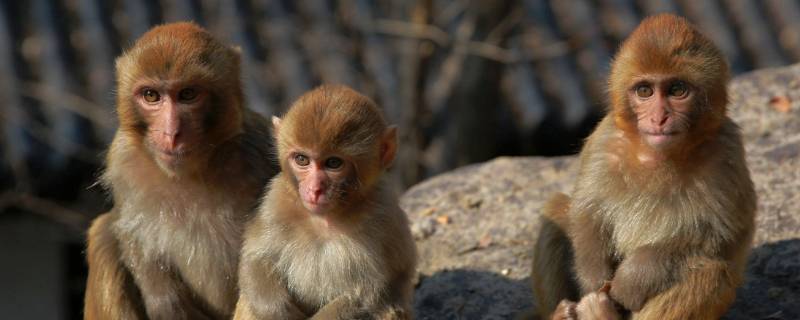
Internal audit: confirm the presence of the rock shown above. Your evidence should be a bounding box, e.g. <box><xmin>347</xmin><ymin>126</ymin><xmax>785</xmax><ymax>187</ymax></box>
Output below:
<box><xmin>402</xmin><ymin>64</ymin><xmax>800</xmax><ymax>319</ymax></box>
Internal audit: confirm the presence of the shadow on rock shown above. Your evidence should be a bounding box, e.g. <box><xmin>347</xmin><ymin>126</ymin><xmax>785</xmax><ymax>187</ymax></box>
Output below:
<box><xmin>414</xmin><ymin>269</ymin><xmax>532</xmax><ymax>320</ymax></box>
<box><xmin>725</xmin><ymin>238</ymin><xmax>800</xmax><ymax>320</ymax></box>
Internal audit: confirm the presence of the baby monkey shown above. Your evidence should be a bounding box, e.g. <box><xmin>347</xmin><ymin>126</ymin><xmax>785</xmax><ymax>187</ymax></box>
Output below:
<box><xmin>234</xmin><ymin>85</ymin><xmax>417</xmax><ymax>320</ymax></box>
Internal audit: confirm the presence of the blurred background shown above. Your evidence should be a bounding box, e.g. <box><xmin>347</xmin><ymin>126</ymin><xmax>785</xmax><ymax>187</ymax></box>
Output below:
<box><xmin>1</xmin><ymin>0</ymin><xmax>799</xmax><ymax>318</ymax></box>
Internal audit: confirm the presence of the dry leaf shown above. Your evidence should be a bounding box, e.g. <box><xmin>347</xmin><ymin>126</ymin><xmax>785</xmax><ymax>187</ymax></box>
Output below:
<box><xmin>418</xmin><ymin>207</ymin><xmax>436</xmax><ymax>217</ymax></box>
<box><xmin>477</xmin><ymin>233</ymin><xmax>493</xmax><ymax>248</ymax></box>
<box><xmin>769</xmin><ymin>96</ymin><xmax>791</xmax><ymax>113</ymax></box>
<box><xmin>435</xmin><ymin>215</ymin><xmax>451</xmax><ymax>225</ymax></box>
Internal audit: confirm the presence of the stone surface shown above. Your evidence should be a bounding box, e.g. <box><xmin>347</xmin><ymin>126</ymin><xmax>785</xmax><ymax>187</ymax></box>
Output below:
<box><xmin>403</xmin><ymin>64</ymin><xmax>800</xmax><ymax>319</ymax></box>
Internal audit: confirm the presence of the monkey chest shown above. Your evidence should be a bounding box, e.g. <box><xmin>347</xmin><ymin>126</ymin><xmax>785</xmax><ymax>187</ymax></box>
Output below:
<box><xmin>601</xmin><ymin>190</ymin><xmax>726</xmax><ymax>255</ymax></box>
<box><xmin>278</xmin><ymin>237</ymin><xmax>385</xmax><ymax>308</ymax></box>
<box><xmin>115</xmin><ymin>201</ymin><xmax>245</xmax><ymax>311</ymax></box>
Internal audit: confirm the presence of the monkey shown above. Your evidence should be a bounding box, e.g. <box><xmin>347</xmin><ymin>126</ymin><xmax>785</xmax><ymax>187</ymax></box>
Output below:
<box><xmin>233</xmin><ymin>85</ymin><xmax>417</xmax><ymax>320</ymax></box>
<box><xmin>83</xmin><ymin>22</ymin><xmax>278</xmax><ymax>319</ymax></box>
<box><xmin>527</xmin><ymin>14</ymin><xmax>756</xmax><ymax>320</ymax></box>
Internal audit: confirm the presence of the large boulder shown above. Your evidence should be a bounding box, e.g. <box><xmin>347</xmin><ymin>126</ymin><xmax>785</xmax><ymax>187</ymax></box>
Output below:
<box><xmin>403</xmin><ymin>64</ymin><xmax>800</xmax><ymax>319</ymax></box>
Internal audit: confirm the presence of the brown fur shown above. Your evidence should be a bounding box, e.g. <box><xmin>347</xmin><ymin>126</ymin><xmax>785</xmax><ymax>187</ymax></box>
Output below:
<box><xmin>234</xmin><ymin>86</ymin><xmax>417</xmax><ymax>319</ymax></box>
<box><xmin>83</xmin><ymin>22</ymin><xmax>278</xmax><ymax>319</ymax></box>
<box><xmin>527</xmin><ymin>14</ymin><xmax>755</xmax><ymax>320</ymax></box>
<box><xmin>529</xmin><ymin>193</ymin><xmax>580</xmax><ymax>320</ymax></box>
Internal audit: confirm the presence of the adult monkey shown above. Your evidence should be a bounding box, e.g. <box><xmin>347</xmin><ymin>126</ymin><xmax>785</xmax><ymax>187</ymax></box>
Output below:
<box><xmin>528</xmin><ymin>14</ymin><xmax>756</xmax><ymax>320</ymax></box>
<box><xmin>84</xmin><ymin>22</ymin><xmax>278</xmax><ymax>319</ymax></box>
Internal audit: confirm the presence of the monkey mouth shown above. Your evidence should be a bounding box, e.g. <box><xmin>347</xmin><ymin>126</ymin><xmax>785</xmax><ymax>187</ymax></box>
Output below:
<box><xmin>642</xmin><ymin>131</ymin><xmax>679</xmax><ymax>147</ymax></box>
<box><xmin>154</xmin><ymin>148</ymin><xmax>191</xmax><ymax>165</ymax></box>
<box><xmin>302</xmin><ymin>195</ymin><xmax>332</xmax><ymax>214</ymax></box>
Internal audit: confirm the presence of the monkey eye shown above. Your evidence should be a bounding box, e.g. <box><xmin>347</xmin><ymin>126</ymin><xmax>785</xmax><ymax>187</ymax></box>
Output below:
<box><xmin>635</xmin><ymin>85</ymin><xmax>653</xmax><ymax>98</ymax></box>
<box><xmin>668</xmin><ymin>81</ymin><xmax>688</xmax><ymax>97</ymax></box>
<box><xmin>142</xmin><ymin>89</ymin><xmax>161</xmax><ymax>103</ymax></box>
<box><xmin>178</xmin><ymin>88</ymin><xmax>198</xmax><ymax>102</ymax></box>
<box><xmin>293</xmin><ymin>154</ymin><xmax>310</xmax><ymax>166</ymax></box>
<box><xmin>324</xmin><ymin>157</ymin><xmax>344</xmax><ymax>169</ymax></box>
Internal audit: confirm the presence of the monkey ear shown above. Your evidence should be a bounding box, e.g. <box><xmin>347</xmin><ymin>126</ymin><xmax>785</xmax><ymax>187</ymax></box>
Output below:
<box><xmin>381</xmin><ymin>125</ymin><xmax>398</xmax><ymax>168</ymax></box>
<box><xmin>272</xmin><ymin>116</ymin><xmax>282</xmax><ymax>135</ymax></box>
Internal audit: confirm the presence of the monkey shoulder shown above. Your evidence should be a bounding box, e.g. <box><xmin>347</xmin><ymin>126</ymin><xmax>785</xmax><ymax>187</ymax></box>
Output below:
<box><xmin>212</xmin><ymin>117</ymin><xmax>279</xmax><ymax>186</ymax></box>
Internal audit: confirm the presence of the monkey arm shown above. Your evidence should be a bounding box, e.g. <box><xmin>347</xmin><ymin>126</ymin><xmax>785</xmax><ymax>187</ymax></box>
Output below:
<box><xmin>122</xmin><ymin>247</ymin><xmax>211</xmax><ymax>320</ymax></box>
<box><xmin>309</xmin><ymin>295</ymin><xmax>369</xmax><ymax>320</ymax></box>
<box><xmin>311</xmin><ymin>272</ymin><xmax>414</xmax><ymax>320</ymax></box>
<box><xmin>571</xmin><ymin>213</ymin><xmax>615</xmax><ymax>294</ymax></box>
<box><xmin>84</xmin><ymin>213</ymin><xmax>146</xmax><ymax>320</ymax></box>
<box><xmin>628</xmin><ymin>256</ymin><xmax>737</xmax><ymax>319</ymax></box>
<box><xmin>608</xmin><ymin>245</ymin><xmax>679</xmax><ymax>311</ymax></box>
<box><xmin>311</xmin><ymin>288</ymin><xmax>407</xmax><ymax>319</ymax></box>
<box><xmin>235</xmin><ymin>257</ymin><xmax>306</xmax><ymax>320</ymax></box>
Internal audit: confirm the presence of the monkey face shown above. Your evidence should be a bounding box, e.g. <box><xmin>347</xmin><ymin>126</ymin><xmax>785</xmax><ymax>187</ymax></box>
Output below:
<box><xmin>287</xmin><ymin>149</ymin><xmax>355</xmax><ymax>215</ymax></box>
<box><xmin>134</xmin><ymin>83</ymin><xmax>210</xmax><ymax>173</ymax></box>
<box><xmin>628</xmin><ymin>75</ymin><xmax>695</xmax><ymax>150</ymax></box>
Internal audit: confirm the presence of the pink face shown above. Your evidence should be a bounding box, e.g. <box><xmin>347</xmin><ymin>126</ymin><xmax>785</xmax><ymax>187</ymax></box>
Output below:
<box><xmin>135</xmin><ymin>82</ymin><xmax>208</xmax><ymax>169</ymax></box>
<box><xmin>288</xmin><ymin>150</ymin><xmax>353</xmax><ymax>215</ymax></box>
<box><xmin>628</xmin><ymin>75</ymin><xmax>694</xmax><ymax>149</ymax></box>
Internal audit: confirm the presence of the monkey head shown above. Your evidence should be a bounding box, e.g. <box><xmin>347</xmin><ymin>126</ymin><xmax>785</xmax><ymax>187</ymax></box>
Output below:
<box><xmin>115</xmin><ymin>22</ymin><xmax>244</xmax><ymax>176</ymax></box>
<box><xmin>608</xmin><ymin>14</ymin><xmax>729</xmax><ymax>155</ymax></box>
<box><xmin>273</xmin><ymin>85</ymin><xmax>397</xmax><ymax>216</ymax></box>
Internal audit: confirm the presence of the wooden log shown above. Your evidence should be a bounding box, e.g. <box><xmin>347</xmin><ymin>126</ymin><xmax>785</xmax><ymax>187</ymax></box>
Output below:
<box><xmin>76</xmin><ymin>0</ymin><xmax>119</xmax><ymax>140</ymax></box>
<box><xmin>388</xmin><ymin>0</ymin><xmax>431</xmax><ymax>187</ymax></box>
<box><xmin>762</xmin><ymin>0</ymin><xmax>800</xmax><ymax>61</ymax></box>
<box><xmin>340</xmin><ymin>0</ymin><xmax>401</xmax><ymax>123</ymax></box>
<box><xmin>596</xmin><ymin>0</ymin><xmax>640</xmax><ymax>45</ymax></box>
<box><xmin>679</xmin><ymin>0</ymin><xmax>751</xmax><ymax>73</ymax></box>
<box><xmin>721</xmin><ymin>0</ymin><xmax>789</xmax><ymax>68</ymax></box>
<box><xmin>297</xmin><ymin>1</ymin><xmax>358</xmax><ymax>88</ymax></box>
<box><xmin>122</xmin><ymin>0</ymin><xmax>162</xmax><ymax>39</ymax></box>
<box><xmin>636</xmin><ymin>0</ymin><xmax>681</xmax><ymax>15</ymax></box>
<box><xmin>261</xmin><ymin>0</ymin><xmax>313</xmax><ymax>106</ymax></box>
<box><xmin>427</xmin><ymin>1</ymin><xmax>517</xmax><ymax>173</ymax></box>
<box><xmin>501</xmin><ymin>37</ymin><xmax>547</xmax><ymax>148</ymax></box>
<box><xmin>0</xmin><ymin>2</ymin><xmax>38</xmax><ymax>190</ymax></box>
<box><xmin>31</xmin><ymin>0</ymin><xmax>100</xmax><ymax>198</ymax></box>
<box><xmin>521</xmin><ymin>0</ymin><xmax>591</xmax><ymax>130</ymax></box>
<box><xmin>548</xmin><ymin>0</ymin><xmax>611</xmax><ymax>103</ymax></box>
<box><xmin>163</xmin><ymin>0</ymin><xmax>205</xmax><ymax>25</ymax></box>
<box><xmin>219</xmin><ymin>0</ymin><xmax>274</xmax><ymax>116</ymax></box>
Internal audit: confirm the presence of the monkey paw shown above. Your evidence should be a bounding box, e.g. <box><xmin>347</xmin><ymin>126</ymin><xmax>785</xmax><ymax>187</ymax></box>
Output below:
<box><xmin>551</xmin><ymin>300</ymin><xmax>578</xmax><ymax>320</ymax></box>
<box><xmin>576</xmin><ymin>292</ymin><xmax>620</xmax><ymax>320</ymax></box>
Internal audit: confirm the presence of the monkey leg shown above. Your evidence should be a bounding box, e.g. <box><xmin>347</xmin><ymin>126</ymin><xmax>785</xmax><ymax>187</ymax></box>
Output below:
<box><xmin>530</xmin><ymin>193</ymin><xmax>581</xmax><ymax>319</ymax></box>
<box><xmin>84</xmin><ymin>213</ymin><xmax>146</xmax><ymax>320</ymax></box>
<box><xmin>630</xmin><ymin>257</ymin><xmax>738</xmax><ymax>320</ymax></box>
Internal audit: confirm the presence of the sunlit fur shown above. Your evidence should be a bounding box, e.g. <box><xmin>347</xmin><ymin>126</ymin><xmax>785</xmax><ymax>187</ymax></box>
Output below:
<box><xmin>235</xmin><ymin>86</ymin><xmax>416</xmax><ymax>320</ymax></box>
<box><xmin>84</xmin><ymin>22</ymin><xmax>277</xmax><ymax>319</ymax></box>
<box><xmin>528</xmin><ymin>14</ymin><xmax>755</xmax><ymax>320</ymax></box>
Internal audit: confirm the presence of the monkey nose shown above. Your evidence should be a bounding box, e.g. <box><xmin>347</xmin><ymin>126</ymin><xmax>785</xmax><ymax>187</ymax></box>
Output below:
<box><xmin>651</xmin><ymin>114</ymin><xmax>669</xmax><ymax>128</ymax></box>
<box><xmin>158</xmin><ymin>131</ymin><xmax>181</xmax><ymax>152</ymax></box>
<box><xmin>312</xmin><ymin>188</ymin><xmax>326</xmax><ymax>201</ymax></box>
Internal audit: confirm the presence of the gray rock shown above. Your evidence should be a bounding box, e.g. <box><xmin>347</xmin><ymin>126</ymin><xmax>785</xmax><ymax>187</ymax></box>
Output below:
<box><xmin>403</xmin><ymin>64</ymin><xmax>800</xmax><ymax>319</ymax></box>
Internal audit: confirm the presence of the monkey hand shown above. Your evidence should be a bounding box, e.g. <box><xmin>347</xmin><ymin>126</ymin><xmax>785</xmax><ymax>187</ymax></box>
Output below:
<box><xmin>575</xmin><ymin>290</ymin><xmax>621</xmax><ymax>320</ymax></box>
<box><xmin>550</xmin><ymin>299</ymin><xmax>577</xmax><ymax>320</ymax></box>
